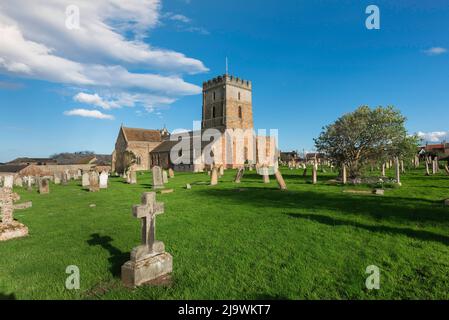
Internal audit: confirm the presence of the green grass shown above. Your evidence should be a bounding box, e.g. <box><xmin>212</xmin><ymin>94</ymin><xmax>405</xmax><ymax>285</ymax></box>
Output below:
<box><xmin>1</xmin><ymin>166</ymin><xmax>449</xmax><ymax>300</ymax></box>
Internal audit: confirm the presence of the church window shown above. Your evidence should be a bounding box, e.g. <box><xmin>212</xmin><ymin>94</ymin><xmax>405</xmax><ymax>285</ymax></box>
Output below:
<box><xmin>238</xmin><ymin>92</ymin><xmax>241</xmax><ymax>100</ymax></box>
<box><xmin>212</xmin><ymin>106</ymin><xmax>216</xmax><ymax>118</ymax></box>
<box><xmin>238</xmin><ymin>106</ymin><xmax>242</xmax><ymax>119</ymax></box>
<box><xmin>213</xmin><ymin>91</ymin><xmax>216</xmax><ymax>100</ymax></box>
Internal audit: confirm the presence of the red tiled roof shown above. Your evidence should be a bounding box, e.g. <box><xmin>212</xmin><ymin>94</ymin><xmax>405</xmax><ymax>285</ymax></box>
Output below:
<box><xmin>122</xmin><ymin>127</ymin><xmax>162</xmax><ymax>142</ymax></box>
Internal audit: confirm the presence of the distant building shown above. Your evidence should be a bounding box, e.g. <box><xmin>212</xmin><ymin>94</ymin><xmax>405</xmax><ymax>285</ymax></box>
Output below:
<box><xmin>111</xmin><ymin>126</ymin><xmax>169</xmax><ymax>173</ymax></box>
<box><xmin>419</xmin><ymin>143</ymin><xmax>449</xmax><ymax>160</ymax></box>
<box><xmin>112</xmin><ymin>74</ymin><xmax>277</xmax><ymax>172</ymax></box>
<box><xmin>280</xmin><ymin>151</ymin><xmax>299</xmax><ymax>163</ymax></box>
<box><xmin>7</xmin><ymin>158</ymin><xmax>57</xmax><ymax>166</ymax></box>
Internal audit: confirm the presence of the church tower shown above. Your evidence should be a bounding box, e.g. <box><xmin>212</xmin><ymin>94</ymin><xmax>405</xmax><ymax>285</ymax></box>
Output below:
<box><xmin>201</xmin><ymin>74</ymin><xmax>253</xmax><ymax>131</ymax></box>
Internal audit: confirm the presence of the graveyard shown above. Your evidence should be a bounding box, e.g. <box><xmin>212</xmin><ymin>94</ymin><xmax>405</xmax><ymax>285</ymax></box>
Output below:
<box><xmin>1</xmin><ymin>165</ymin><xmax>448</xmax><ymax>300</ymax></box>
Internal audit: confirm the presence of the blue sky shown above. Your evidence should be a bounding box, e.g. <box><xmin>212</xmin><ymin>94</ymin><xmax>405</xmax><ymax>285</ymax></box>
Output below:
<box><xmin>1</xmin><ymin>0</ymin><xmax>448</xmax><ymax>162</ymax></box>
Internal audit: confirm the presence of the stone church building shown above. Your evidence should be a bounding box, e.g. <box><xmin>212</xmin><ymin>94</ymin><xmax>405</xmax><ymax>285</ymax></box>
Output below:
<box><xmin>111</xmin><ymin>74</ymin><xmax>277</xmax><ymax>173</ymax></box>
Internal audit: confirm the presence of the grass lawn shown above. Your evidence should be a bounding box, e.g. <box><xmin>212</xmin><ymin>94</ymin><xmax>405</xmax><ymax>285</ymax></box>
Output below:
<box><xmin>1</xmin><ymin>166</ymin><xmax>449</xmax><ymax>299</ymax></box>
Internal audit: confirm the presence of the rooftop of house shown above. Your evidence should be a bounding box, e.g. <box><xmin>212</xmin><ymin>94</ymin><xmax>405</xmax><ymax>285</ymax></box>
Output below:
<box><xmin>0</xmin><ymin>164</ymin><xmax>29</xmax><ymax>173</ymax></box>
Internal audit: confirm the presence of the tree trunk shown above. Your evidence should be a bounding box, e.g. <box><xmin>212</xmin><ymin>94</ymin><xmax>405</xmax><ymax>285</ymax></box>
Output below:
<box><xmin>395</xmin><ymin>157</ymin><xmax>401</xmax><ymax>186</ymax></box>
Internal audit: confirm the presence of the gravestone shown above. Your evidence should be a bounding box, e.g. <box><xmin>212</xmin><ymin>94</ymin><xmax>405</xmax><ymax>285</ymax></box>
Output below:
<box><xmin>152</xmin><ymin>166</ymin><xmax>164</xmax><ymax>189</ymax></box>
<box><xmin>54</xmin><ymin>173</ymin><xmax>61</xmax><ymax>185</ymax></box>
<box><xmin>210</xmin><ymin>167</ymin><xmax>218</xmax><ymax>186</ymax></box>
<box><xmin>234</xmin><ymin>167</ymin><xmax>244</xmax><ymax>183</ymax></box>
<box><xmin>99</xmin><ymin>171</ymin><xmax>109</xmax><ymax>189</ymax></box>
<box><xmin>0</xmin><ymin>187</ymin><xmax>29</xmax><ymax>241</ymax></box>
<box><xmin>82</xmin><ymin>172</ymin><xmax>90</xmax><ymax>187</ymax></box>
<box><xmin>168</xmin><ymin>168</ymin><xmax>174</xmax><ymax>178</ymax></box>
<box><xmin>89</xmin><ymin>171</ymin><xmax>100</xmax><ymax>192</ymax></box>
<box><xmin>14</xmin><ymin>176</ymin><xmax>23</xmax><ymax>188</ymax></box>
<box><xmin>61</xmin><ymin>172</ymin><xmax>68</xmax><ymax>185</ymax></box>
<box><xmin>3</xmin><ymin>175</ymin><xmax>13</xmax><ymax>189</ymax></box>
<box><xmin>38</xmin><ymin>178</ymin><xmax>50</xmax><ymax>194</ymax></box>
<box><xmin>312</xmin><ymin>163</ymin><xmax>317</xmax><ymax>184</ymax></box>
<box><xmin>275</xmin><ymin>170</ymin><xmax>287</xmax><ymax>190</ymax></box>
<box><xmin>185</xmin><ymin>184</ymin><xmax>191</xmax><ymax>190</ymax></box>
<box><xmin>162</xmin><ymin>170</ymin><xmax>168</xmax><ymax>184</ymax></box>
<box><xmin>219</xmin><ymin>166</ymin><xmax>224</xmax><ymax>177</ymax></box>
<box><xmin>129</xmin><ymin>170</ymin><xmax>137</xmax><ymax>184</ymax></box>
<box><xmin>121</xmin><ymin>192</ymin><xmax>172</xmax><ymax>287</ymax></box>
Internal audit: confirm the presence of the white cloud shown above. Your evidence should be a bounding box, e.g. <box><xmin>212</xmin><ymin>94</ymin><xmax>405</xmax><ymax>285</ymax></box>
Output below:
<box><xmin>0</xmin><ymin>0</ymin><xmax>208</xmax><ymax>118</ymax></box>
<box><xmin>74</xmin><ymin>92</ymin><xmax>111</xmax><ymax>109</ymax></box>
<box><xmin>73</xmin><ymin>91</ymin><xmax>176</xmax><ymax>110</ymax></box>
<box><xmin>417</xmin><ymin>131</ymin><xmax>449</xmax><ymax>142</ymax></box>
<box><xmin>168</xmin><ymin>14</ymin><xmax>191</xmax><ymax>23</ymax></box>
<box><xmin>423</xmin><ymin>47</ymin><xmax>447</xmax><ymax>56</ymax></box>
<box><xmin>64</xmin><ymin>108</ymin><xmax>114</xmax><ymax>120</ymax></box>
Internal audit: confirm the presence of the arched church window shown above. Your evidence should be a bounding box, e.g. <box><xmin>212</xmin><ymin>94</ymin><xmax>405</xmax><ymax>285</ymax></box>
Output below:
<box><xmin>238</xmin><ymin>106</ymin><xmax>242</xmax><ymax>119</ymax></box>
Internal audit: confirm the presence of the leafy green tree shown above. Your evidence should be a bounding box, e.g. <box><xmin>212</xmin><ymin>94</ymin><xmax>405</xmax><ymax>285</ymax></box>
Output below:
<box><xmin>314</xmin><ymin>106</ymin><xmax>417</xmax><ymax>178</ymax></box>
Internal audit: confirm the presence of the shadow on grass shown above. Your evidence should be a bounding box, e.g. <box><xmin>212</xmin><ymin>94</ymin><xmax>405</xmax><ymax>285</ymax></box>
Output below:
<box><xmin>287</xmin><ymin>213</ymin><xmax>449</xmax><ymax>246</ymax></box>
<box><xmin>87</xmin><ymin>233</ymin><xmax>128</xmax><ymax>278</ymax></box>
<box><xmin>0</xmin><ymin>292</ymin><xmax>16</xmax><ymax>300</ymax></box>
<box><xmin>195</xmin><ymin>187</ymin><xmax>449</xmax><ymax>225</ymax></box>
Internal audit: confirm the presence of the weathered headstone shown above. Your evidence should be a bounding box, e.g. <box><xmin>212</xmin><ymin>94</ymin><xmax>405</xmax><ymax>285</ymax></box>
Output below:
<box><xmin>210</xmin><ymin>167</ymin><xmax>218</xmax><ymax>186</ymax></box>
<box><xmin>234</xmin><ymin>167</ymin><xmax>244</xmax><ymax>183</ymax></box>
<box><xmin>89</xmin><ymin>171</ymin><xmax>100</xmax><ymax>192</ymax></box>
<box><xmin>82</xmin><ymin>172</ymin><xmax>90</xmax><ymax>187</ymax></box>
<box><xmin>168</xmin><ymin>168</ymin><xmax>174</xmax><ymax>178</ymax></box>
<box><xmin>152</xmin><ymin>166</ymin><xmax>164</xmax><ymax>189</ymax></box>
<box><xmin>129</xmin><ymin>170</ymin><xmax>137</xmax><ymax>185</ymax></box>
<box><xmin>54</xmin><ymin>173</ymin><xmax>61</xmax><ymax>185</ymax></box>
<box><xmin>3</xmin><ymin>175</ymin><xmax>13</xmax><ymax>189</ymax></box>
<box><xmin>99</xmin><ymin>171</ymin><xmax>109</xmax><ymax>189</ymax></box>
<box><xmin>0</xmin><ymin>188</ymin><xmax>29</xmax><ymax>241</ymax></box>
<box><xmin>162</xmin><ymin>170</ymin><xmax>168</xmax><ymax>184</ymax></box>
<box><xmin>312</xmin><ymin>162</ymin><xmax>317</xmax><ymax>184</ymax></box>
<box><xmin>274</xmin><ymin>170</ymin><xmax>287</xmax><ymax>190</ymax></box>
<box><xmin>121</xmin><ymin>192</ymin><xmax>172</xmax><ymax>287</ymax></box>
<box><xmin>185</xmin><ymin>184</ymin><xmax>191</xmax><ymax>189</ymax></box>
<box><xmin>38</xmin><ymin>178</ymin><xmax>50</xmax><ymax>194</ymax></box>
<box><xmin>219</xmin><ymin>166</ymin><xmax>224</xmax><ymax>177</ymax></box>
<box><xmin>61</xmin><ymin>172</ymin><xmax>68</xmax><ymax>185</ymax></box>
<box><xmin>14</xmin><ymin>176</ymin><xmax>23</xmax><ymax>188</ymax></box>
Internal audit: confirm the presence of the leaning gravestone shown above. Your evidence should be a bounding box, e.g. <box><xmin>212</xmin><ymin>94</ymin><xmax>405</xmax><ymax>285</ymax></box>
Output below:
<box><xmin>152</xmin><ymin>166</ymin><xmax>164</xmax><ymax>189</ymax></box>
<box><xmin>99</xmin><ymin>171</ymin><xmax>109</xmax><ymax>189</ymax></box>
<box><xmin>82</xmin><ymin>172</ymin><xmax>90</xmax><ymax>187</ymax></box>
<box><xmin>121</xmin><ymin>192</ymin><xmax>172</xmax><ymax>287</ymax></box>
<box><xmin>38</xmin><ymin>178</ymin><xmax>50</xmax><ymax>194</ymax></box>
<box><xmin>274</xmin><ymin>170</ymin><xmax>287</xmax><ymax>190</ymax></box>
<box><xmin>162</xmin><ymin>170</ymin><xmax>168</xmax><ymax>184</ymax></box>
<box><xmin>3</xmin><ymin>175</ymin><xmax>14</xmax><ymax>189</ymax></box>
<box><xmin>168</xmin><ymin>168</ymin><xmax>174</xmax><ymax>178</ymax></box>
<box><xmin>0</xmin><ymin>187</ymin><xmax>29</xmax><ymax>241</ymax></box>
<box><xmin>89</xmin><ymin>172</ymin><xmax>100</xmax><ymax>192</ymax></box>
<box><xmin>234</xmin><ymin>167</ymin><xmax>244</xmax><ymax>184</ymax></box>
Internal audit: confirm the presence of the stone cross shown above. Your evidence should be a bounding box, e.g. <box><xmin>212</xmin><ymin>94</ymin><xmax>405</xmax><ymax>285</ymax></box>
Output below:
<box><xmin>131</xmin><ymin>192</ymin><xmax>165</xmax><ymax>261</ymax></box>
